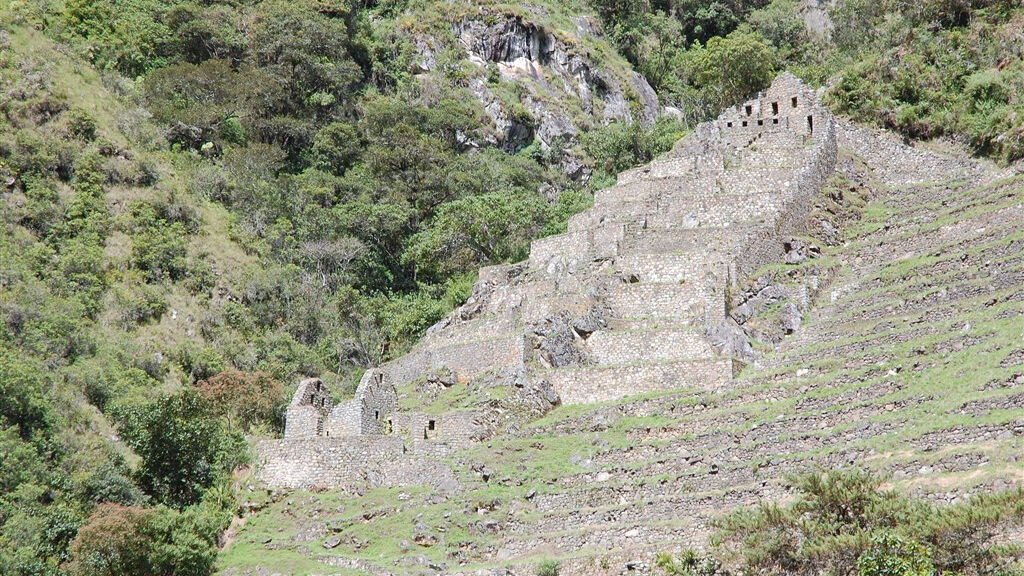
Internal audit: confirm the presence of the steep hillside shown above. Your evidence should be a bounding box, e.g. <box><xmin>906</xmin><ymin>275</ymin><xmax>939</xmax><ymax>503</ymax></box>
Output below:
<box><xmin>222</xmin><ymin>84</ymin><xmax>1024</xmax><ymax>574</ymax></box>
<box><xmin>4</xmin><ymin>0</ymin><xmax>1024</xmax><ymax>575</ymax></box>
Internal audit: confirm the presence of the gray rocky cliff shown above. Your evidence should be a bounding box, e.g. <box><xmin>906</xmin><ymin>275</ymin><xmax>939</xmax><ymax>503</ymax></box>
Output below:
<box><xmin>416</xmin><ymin>13</ymin><xmax>662</xmax><ymax>181</ymax></box>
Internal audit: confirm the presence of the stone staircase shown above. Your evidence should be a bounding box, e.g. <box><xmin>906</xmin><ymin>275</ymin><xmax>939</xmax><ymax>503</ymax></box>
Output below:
<box><xmin>375</xmin><ymin>73</ymin><xmax>837</xmax><ymax>406</ymax></box>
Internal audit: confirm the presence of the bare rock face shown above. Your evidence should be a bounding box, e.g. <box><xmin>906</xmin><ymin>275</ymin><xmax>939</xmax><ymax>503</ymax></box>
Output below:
<box><xmin>439</xmin><ymin>14</ymin><xmax>661</xmax><ymax>179</ymax></box>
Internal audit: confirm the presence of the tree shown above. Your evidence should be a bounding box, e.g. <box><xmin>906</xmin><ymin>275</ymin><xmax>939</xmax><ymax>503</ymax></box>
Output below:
<box><xmin>685</xmin><ymin>30</ymin><xmax>777</xmax><ymax>110</ymax></box>
<box><xmin>143</xmin><ymin>59</ymin><xmax>253</xmax><ymax>149</ymax></box>
<box><xmin>195</xmin><ymin>370</ymin><xmax>285</xmax><ymax>433</ymax></box>
<box><xmin>115</xmin><ymin>391</ymin><xmax>241</xmax><ymax>508</ymax></box>
<box><xmin>65</xmin><ymin>504</ymin><xmax>153</xmax><ymax>576</ymax></box>
<box><xmin>402</xmin><ymin>191</ymin><xmax>550</xmax><ymax>280</ymax></box>
<box><xmin>310</xmin><ymin>122</ymin><xmax>361</xmax><ymax>175</ymax></box>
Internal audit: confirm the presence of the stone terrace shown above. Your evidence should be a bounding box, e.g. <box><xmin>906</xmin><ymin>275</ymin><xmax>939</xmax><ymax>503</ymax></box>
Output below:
<box><xmin>232</xmin><ymin>80</ymin><xmax>1024</xmax><ymax>576</ymax></box>
<box><xmin>377</xmin><ymin>72</ymin><xmax>837</xmax><ymax>406</ymax></box>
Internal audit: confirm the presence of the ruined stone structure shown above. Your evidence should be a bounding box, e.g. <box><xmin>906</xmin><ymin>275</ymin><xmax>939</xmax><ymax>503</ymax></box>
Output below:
<box><xmin>283</xmin><ymin>377</ymin><xmax>333</xmax><ymax>438</ymax></box>
<box><xmin>259</xmin><ymin>73</ymin><xmax>838</xmax><ymax>489</ymax></box>
<box><xmin>371</xmin><ymin>72</ymin><xmax>835</xmax><ymax>404</ymax></box>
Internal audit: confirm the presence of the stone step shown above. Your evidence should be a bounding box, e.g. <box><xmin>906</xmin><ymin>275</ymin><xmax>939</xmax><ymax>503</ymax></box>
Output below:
<box><xmin>418</xmin><ymin>315</ymin><xmax>521</xmax><ymax>348</ymax></box>
<box><xmin>543</xmin><ymin>358</ymin><xmax>736</xmax><ymax>404</ymax></box>
<box><xmin>617</xmin><ymin>155</ymin><xmax>727</xmax><ymax>186</ymax></box>
<box><xmin>646</xmin><ymin>192</ymin><xmax>786</xmax><ymax>230</ymax></box>
<box><xmin>604</xmin><ymin>282</ymin><xmax>715</xmax><ymax>322</ymax></box>
<box><xmin>567</xmin><ymin>201</ymin><xmax>651</xmax><ymax>234</ymax></box>
<box><xmin>382</xmin><ymin>333</ymin><xmax>525</xmax><ymax>386</ymax></box>
<box><xmin>489</xmin><ymin>519</ymin><xmax>704</xmax><ymax>564</ymax></box>
<box><xmin>621</xmin><ymin>225</ymin><xmax>751</xmax><ymax>255</ymax></box>
<box><xmin>614</xmin><ymin>249</ymin><xmax>731</xmax><ymax>285</ymax></box>
<box><xmin>528</xmin><ymin>224</ymin><xmax>625</xmax><ymax>269</ymax></box>
<box><xmin>519</xmin><ymin>290</ymin><xmax>596</xmax><ymax>324</ymax></box>
<box><xmin>586</xmin><ymin>328</ymin><xmax>717</xmax><ymax>365</ymax></box>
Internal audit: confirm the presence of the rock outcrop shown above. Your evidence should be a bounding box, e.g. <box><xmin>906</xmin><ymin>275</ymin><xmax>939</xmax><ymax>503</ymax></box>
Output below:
<box><xmin>417</xmin><ymin>13</ymin><xmax>661</xmax><ymax>180</ymax></box>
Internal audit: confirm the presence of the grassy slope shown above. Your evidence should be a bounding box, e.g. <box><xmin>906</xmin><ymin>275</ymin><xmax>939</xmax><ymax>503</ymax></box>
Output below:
<box><xmin>0</xmin><ymin>7</ymin><xmax>265</xmax><ymax>478</ymax></box>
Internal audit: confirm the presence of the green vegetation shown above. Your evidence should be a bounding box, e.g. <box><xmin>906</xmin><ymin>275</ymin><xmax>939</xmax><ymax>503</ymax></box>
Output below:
<box><xmin>2</xmin><ymin>0</ymin><xmax>1024</xmax><ymax>573</ymax></box>
<box><xmin>591</xmin><ymin>0</ymin><xmax>1024</xmax><ymax>162</ymax></box>
<box><xmin>537</xmin><ymin>559</ymin><xmax>561</xmax><ymax>576</ymax></box>
<box><xmin>656</xmin><ymin>470</ymin><xmax>1024</xmax><ymax>576</ymax></box>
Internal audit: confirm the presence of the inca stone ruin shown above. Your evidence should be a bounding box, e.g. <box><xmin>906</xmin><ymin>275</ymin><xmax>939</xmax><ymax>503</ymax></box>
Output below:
<box><xmin>254</xmin><ymin>73</ymin><xmax>1024</xmax><ymax>573</ymax></box>
<box><xmin>259</xmin><ymin>73</ymin><xmax>835</xmax><ymax>485</ymax></box>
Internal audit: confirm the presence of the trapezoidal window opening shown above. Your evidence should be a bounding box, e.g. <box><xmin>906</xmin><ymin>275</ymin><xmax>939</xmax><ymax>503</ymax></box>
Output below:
<box><xmin>792</xmin><ymin>96</ymin><xmax>798</xmax><ymax>107</ymax></box>
<box><xmin>757</xmin><ymin>119</ymin><xmax>763</xmax><ymax>126</ymax></box>
<box><xmin>807</xmin><ymin>115</ymin><xmax>813</xmax><ymax>135</ymax></box>
<box><xmin>772</xmin><ymin>102</ymin><xmax>779</xmax><ymax>115</ymax></box>
<box><xmin>428</xmin><ymin>420</ymin><xmax>436</xmax><ymax>431</ymax></box>
<box><xmin>745</xmin><ymin>104</ymin><xmax>752</xmax><ymax>115</ymax></box>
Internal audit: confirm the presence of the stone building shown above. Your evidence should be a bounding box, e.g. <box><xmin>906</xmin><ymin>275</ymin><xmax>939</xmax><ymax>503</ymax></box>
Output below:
<box><xmin>283</xmin><ymin>377</ymin><xmax>333</xmax><ymax>438</ymax></box>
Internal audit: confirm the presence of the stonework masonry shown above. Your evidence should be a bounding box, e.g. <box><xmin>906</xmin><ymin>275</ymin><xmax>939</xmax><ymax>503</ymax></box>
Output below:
<box><xmin>257</xmin><ymin>73</ymin><xmax>838</xmax><ymax>490</ymax></box>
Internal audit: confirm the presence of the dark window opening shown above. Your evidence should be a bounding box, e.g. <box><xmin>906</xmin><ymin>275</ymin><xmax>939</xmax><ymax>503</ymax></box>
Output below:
<box><xmin>791</xmin><ymin>96</ymin><xmax>798</xmax><ymax>107</ymax></box>
<box><xmin>771</xmin><ymin>102</ymin><xmax>779</xmax><ymax>115</ymax></box>
<box><xmin>745</xmin><ymin>105</ymin><xmax>752</xmax><ymax>115</ymax></box>
<box><xmin>726</xmin><ymin>121</ymin><xmax>733</xmax><ymax>128</ymax></box>
<box><xmin>428</xmin><ymin>420</ymin><xmax>436</xmax><ymax>431</ymax></box>
<box><xmin>807</xmin><ymin>115</ymin><xmax>813</xmax><ymax>135</ymax></box>
<box><xmin>741</xmin><ymin>121</ymin><xmax>748</xmax><ymax>127</ymax></box>
<box><xmin>772</xmin><ymin>118</ymin><xmax>779</xmax><ymax>125</ymax></box>
<box><xmin>757</xmin><ymin>119</ymin><xmax>763</xmax><ymax>126</ymax></box>
<box><xmin>374</xmin><ymin>410</ymin><xmax>380</xmax><ymax>420</ymax></box>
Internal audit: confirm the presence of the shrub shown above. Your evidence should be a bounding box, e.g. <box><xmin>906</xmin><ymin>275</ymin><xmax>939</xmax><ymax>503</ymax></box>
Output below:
<box><xmin>195</xmin><ymin>370</ymin><xmax>284</xmax><ymax>433</ymax></box>
<box><xmin>708</xmin><ymin>469</ymin><xmax>1024</xmax><ymax>576</ymax></box>
<box><xmin>65</xmin><ymin>504</ymin><xmax>153</xmax><ymax>576</ymax></box>
<box><xmin>857</xmin><ymin>533</ymin><xmax>934</xmax><ymax>576</ymax></box>
<box><xmin>537</xmin><ymin>559</ymin><xmax>560</xmax><ymax>576</ymax></box>
<box><xmin>65</xmin><ymin>107</ymin><xmax>97</xmax><ymax>141</ymax></box>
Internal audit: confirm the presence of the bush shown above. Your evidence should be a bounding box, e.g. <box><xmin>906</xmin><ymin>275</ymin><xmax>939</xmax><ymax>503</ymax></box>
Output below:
<box><xmin>708</xmin><ymin>469</ymin><xmax>1024</xmax><ymax>576</ymax></box>
<box><xmin>857</xmin><ymin>533</ymin><xmax>934</xmax><ymax>576</ymax></box>
<box><xmin>65</xmin><ymin>504</ymin><xmax>153</xmax><ymax>576</ymax></box>
<box><xmin>130</xmin><ymin>219</ymin><xmax>188</xmax><ymax>282</ymax></box>
<box><xmin>115</xmin><ymin>390</ymin><xmax>245</xmax><ymax>508</ymax></box>
<box><xmin>64</xmin><ymin>501</ymin><xmax>226</xmax><ymax>576</ymax></box>
<box><xmin>536</xmin><ymin>559</ymin><xmax>560</xmax><ymax>576</ymax></box>
<box><xmin>65</xmin><ymin>107</ymin><xmax>97</xmax><ymax>141</ymax></box>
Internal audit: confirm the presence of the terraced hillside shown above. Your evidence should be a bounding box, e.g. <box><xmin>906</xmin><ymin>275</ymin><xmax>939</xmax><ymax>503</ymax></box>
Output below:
<box><xmin>220</xmin><ymin>100</ymin><xmax>1024</xmax><ymax>575</ymax></box>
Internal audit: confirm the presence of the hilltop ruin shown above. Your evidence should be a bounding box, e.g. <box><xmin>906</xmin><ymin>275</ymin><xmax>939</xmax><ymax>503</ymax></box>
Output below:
<box><xmin>257</xmin><ymin>73</ymin><xmax>838</xmax><ymax>488</ymax></box>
